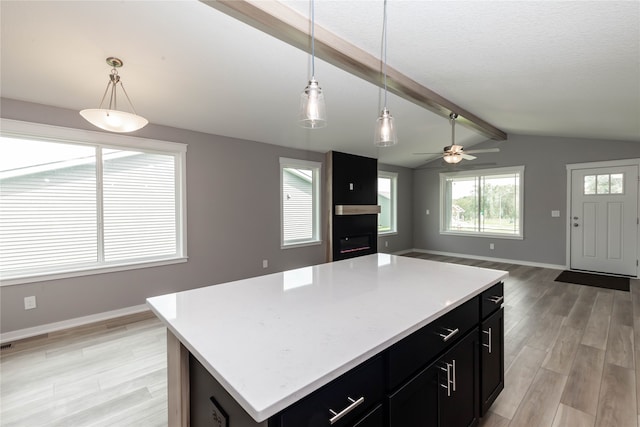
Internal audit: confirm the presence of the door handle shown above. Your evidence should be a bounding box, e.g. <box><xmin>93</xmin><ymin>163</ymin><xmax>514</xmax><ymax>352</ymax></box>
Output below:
<box><xmin>573</xmin><ymin>223</ymin><xmax>579</xmax><ymax>227</ymax></box>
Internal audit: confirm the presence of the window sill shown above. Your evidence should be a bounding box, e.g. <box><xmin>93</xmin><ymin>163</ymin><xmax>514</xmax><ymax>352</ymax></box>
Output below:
<box><xmin>440</xmin><ymin>231</ymin><xmax>524</xmax><ymax>240</ymax></box>
<box><xmin>281</xmin><ymin>240</ymin><xmax>322</xmax><ymax>250</ymax></box>
<box><xmin>0</xmin><ymin>257</ymin><xmax>189</xmax><ymax>287</ymax></box>
<box><xmin>378</xmin><ymin>231</ymin><xmax>398</xmax><ymax>237</ymax></box>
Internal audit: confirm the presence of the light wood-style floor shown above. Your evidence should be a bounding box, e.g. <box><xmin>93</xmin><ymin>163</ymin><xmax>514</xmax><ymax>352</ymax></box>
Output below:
<box><xmin>0</xmin><ymin>312</ymin><xmax>167</xmax><ymax>427</ymax></box>
<box><xmin>1</xmin><ymin>253</ymin><xmax>638</xmax><ymax>427</ymax></box>
<box><xmin>407</xmin><ymin>252</ymin><xmax>640</xmax><ymax>427</ymax></box>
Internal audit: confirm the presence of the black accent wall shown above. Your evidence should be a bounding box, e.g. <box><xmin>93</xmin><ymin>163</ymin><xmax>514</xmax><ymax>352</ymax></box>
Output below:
<box><xmin>328</xmin><ymin>151</ymin><xmax>379</xmax><ymax>261</ymax></box>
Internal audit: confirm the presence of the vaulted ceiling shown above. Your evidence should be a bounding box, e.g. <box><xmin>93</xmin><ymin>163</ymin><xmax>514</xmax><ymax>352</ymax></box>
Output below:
<box><xmin>1</xmin><ymin>1</ymin><xmax>638</xmax><ymax>168</ymax></box>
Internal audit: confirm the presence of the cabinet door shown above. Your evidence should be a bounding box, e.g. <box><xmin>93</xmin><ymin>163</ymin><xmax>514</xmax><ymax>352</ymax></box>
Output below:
<box><xmin>439</xmin><ymin>328</ymin><xmax>480</xmax><ymax>427</ymax></box>
<box><xmin>388</xmin><ymin>362</ymin><xmax>440</xmax><ymax>427</ymax></box>
<box><xmin>388</xmin><ymin>329</ymin><xmax>479</xmax><ymax>427</ymax></box>
<box><xmin>480</xmin><ymin>308</ymin><xmax>504</xmax><ymax>415</ymax></box>
<box><xmin>352</xmin><ymin>404</ymin><xmax>384</xmax><ymax>427</ymax></box>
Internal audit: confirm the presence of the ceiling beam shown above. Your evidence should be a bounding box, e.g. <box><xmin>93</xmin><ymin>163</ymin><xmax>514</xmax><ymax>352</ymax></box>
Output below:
<box><xmin>200</xmin><ymin>0</ymin><xmax>507</xmax><ymax>141</ymax></box>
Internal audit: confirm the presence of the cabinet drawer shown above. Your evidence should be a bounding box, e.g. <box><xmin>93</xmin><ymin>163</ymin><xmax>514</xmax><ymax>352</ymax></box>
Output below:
<box><xmin>480</xmin><ymin>282</ymin><xmax>504</xmax><ymax>319</ymax></box>
<box><xmin>387</xmin><ymin>297</ymin><xmax>479</xmax><ymax>390</ymax></box>
<box><xmin>275</xmin><ymin>356</ymin><xmax>384</xmax><ymax>427</ymax></box>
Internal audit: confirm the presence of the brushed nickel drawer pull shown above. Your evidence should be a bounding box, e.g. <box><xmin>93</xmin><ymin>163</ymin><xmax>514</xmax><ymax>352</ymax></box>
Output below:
<box><xmin>440</xmin><ymin>362</ymin><xmax>452</xmax><ymax>397</ymax></box>
<box><xmin>439</xmin><ymin>327</ymin><xmax>459</xmax><ymax>342</ymax></box>
<box><xmin>452</xmin><ymin>359</ymin><xmax>457</xmax><ymax>392</ymax></box>
<box><xmin>329</xmin><ymin>396</ymin><xmax>365</xmax><ymax>424</ymax></box>
<box><xmin>487</xmin><ymin>295</ymin><xmax>504</xmax><ymax>305</ymax></box>
<box><xmin>483</xmin><ymin>328</ymin><xmax>493</xmax><ymax>353</ymax></box>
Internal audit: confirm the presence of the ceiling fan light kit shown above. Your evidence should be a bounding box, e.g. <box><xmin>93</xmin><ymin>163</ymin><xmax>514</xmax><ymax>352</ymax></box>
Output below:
<box><xmin>374</xmin><ymin>0</ymin><xmax>398</xmax><ymax>147</ymax></box>
<box><xmin>80</xmin><ymin>57</ymin><xmax>148</xmax><ymax>133</ymax></box>
<box><xmin>298</xmin><ymin>0</ymin><xmax>327</xmax><ymax>129</ymax></box>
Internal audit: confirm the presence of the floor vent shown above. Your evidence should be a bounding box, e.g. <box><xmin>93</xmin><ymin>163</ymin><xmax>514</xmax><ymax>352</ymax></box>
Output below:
<box><xmin>0</xmin><ymin>343</ymin><xmax>13</xmax><ymax>351</ymax></box>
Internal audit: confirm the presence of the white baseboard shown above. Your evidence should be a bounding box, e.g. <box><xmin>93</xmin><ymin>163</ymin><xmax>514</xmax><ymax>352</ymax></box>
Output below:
<box><xmin>0</xmin><ymin>304</ymin><xmax>150</xmax><ymax>344</ymax></box>
<box><xmin>408</xmin><ymin>248</ymin><xmax>567</xmax><ymax>271</ymax></box>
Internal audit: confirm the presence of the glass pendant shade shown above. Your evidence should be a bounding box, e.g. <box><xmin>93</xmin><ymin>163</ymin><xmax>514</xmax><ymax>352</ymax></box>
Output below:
<box><xmin>80</xmin><ymin>109</ymin><xmax>148</xmax><ymax>133</ymax></box>
<box><xmin>374</xmin><ymin>108</ymin><xmax>397</xmax><ymax>147</ymax></box>
<box><xmin>80</xmin><ymin>57</ymin><xmax>148</xmax><ymax>133</ymax></box>
<box><xmin>299</xmin><ymin>78</ymin><xmax>327</xmax><ymax>129</ymax></box>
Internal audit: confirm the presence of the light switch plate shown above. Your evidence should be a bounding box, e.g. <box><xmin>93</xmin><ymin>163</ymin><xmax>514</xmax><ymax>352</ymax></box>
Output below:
<box><xmin>551</xmin><ymin>210</ymin><xmax>560</xmax><ymax>217</ymax></box>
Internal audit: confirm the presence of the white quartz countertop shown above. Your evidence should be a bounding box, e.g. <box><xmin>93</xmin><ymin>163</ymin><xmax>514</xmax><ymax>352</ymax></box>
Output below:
<box><xmin>146</xmin><ymin>254</ymin><xmax>508</xmax><ymax>422</ymax></box>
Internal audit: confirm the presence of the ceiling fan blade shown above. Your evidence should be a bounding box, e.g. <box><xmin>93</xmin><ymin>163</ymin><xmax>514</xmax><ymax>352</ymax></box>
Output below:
<box><xmin>465</xmin><ymin>148</ymin><xmax>500</xmax><ymax>154</ymax></box>
<box><xmin>412</xmin><ymin>152</ymin><xmax>443</xmax><ymax>155</ymax></box>
<box><xmin>461</xmin><ymin>154</ymin><xmax>477</xmax><ymax>160</ymax></box>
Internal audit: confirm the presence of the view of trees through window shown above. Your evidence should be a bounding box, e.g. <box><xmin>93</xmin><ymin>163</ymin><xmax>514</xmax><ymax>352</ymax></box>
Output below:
<box><xmin>444</xmin><ymin>169</ymin><xmax>522</xmax><ymax>236</ymax></box>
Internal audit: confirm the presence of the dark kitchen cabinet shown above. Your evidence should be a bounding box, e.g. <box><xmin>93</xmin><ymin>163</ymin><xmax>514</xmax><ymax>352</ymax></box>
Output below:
<box><xmin>478</xmin><ymin>281</ymin><xmax>504</xmax><ymax>416</ymax></box>
<box><xmin>271</xmin><ymin>356</ymin><xmax>385</xmax><ymax>427</ymax></box>
<box><xmin>480</xmin><ymin>308</ymin><xmax>504</xmax><ymax>415</ymax></box>
<box><xmin>388</xmin><ymin>328</ymin><xmax>480</xmax><ymax>427</ymax></box>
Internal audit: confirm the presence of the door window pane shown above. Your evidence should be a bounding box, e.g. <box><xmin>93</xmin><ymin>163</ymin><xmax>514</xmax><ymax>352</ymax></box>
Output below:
<box><xmin>584</xmin><ymin>175</ymin><xmax>596</xmax><ymax>194</ymax></box>
<box><xmin>610</xmin><ymin>173</ymin><xmax>624</xmax><ymax>194</ymax></box>
<box><xmin>596</xmin><ymin>174</ymin><xmax>610</xmax><ymax>194</ymax></box>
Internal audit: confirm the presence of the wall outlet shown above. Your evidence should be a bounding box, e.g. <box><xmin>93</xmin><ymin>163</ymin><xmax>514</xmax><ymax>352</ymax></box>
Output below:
<box><xmin>426</xmin><ymin>209</ymin><xmax>430</xmax><ymax>215</ymax></box>
<box><xmin>262</xmin><ymin>259</ymin><xmax>268</xmax><ymax>269</ymax></box>
<box><xmin>385</xmin><ymin>241</ymin><xmax>389</xmax><ymax>247</ymax></box>
<box><xmin>24</xmin><ymin>296</ymin><xmax>36</xmax><ymax>310</ymax></box>
<box><xmin>489</xmin><ymin>243</ymin><xmax>495</xmax><ymax>250</ymax></box>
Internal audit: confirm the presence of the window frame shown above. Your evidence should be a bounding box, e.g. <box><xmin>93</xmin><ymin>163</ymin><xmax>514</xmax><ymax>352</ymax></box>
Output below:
<box><xmin>0</xmin><ymin>119</ymin><xmax>188</xmax><ymax>286</ymax></box>
<box><xmin>439</xmin><ymin>165</ymin><xmax>524</xmax><ymax>240</ymax></box>
<box><xmin>377</xmin><ymin>170</ymin><xmax>398</xmax><ymax>235</ymax></box>
<box><xmin>279</xmin><ymin>157</ymin><xmax>322</xmax><ymax>248</ymax></box>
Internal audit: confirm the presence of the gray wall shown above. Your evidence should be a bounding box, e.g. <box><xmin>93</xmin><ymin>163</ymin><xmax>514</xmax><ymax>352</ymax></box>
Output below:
<box><xmin>1</xmin><ymin>98</ymin><xmax>415</xmax><ymax>334</ymax></box>
<box><xmin>378</xmin><ymin>162</ymin><xmax>413</xmax><ymax>254</ymax></box>
<box><xmin>413</xmin><ymin>134</ymin><xmax>640</xmax><ymax>266</ymax></box>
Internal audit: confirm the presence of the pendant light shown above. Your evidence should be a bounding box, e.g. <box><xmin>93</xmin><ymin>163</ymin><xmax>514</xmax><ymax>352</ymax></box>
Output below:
<box><xmin>298</xmin><ymin>0</ymin><xmax>327</xmax><ymax>128</ymax></box>
<box><xmin>374</xmin><ymin>0</ymin><xmax>397</xmax><ymax>147</ymax></box>
<box><xmin>443</xmin><ymin>113</ymin><xmax>462</xmax><ymax>164</ymax></box>
<box><xmin>80</xmin><ymin>57</ymin><xmax>148</xmax><ymax>133</ymax></box>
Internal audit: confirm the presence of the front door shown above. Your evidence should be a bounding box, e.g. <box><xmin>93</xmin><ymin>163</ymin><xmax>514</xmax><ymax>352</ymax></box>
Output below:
<box><xmin>570</xmin><ymin>163</ymin><xmax>638</xmax><ymax>276</ymax></box>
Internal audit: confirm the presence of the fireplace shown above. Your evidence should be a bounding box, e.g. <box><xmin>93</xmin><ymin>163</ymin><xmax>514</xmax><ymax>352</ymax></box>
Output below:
<box><xmin>339</xmin><ymin>234</ymin><xmax>373</xmax><ymax>256</ymax></box>
<box><xmin>326</xmin><ymin>151</ymin><xmax>380</xmax><ymax>261</ymax></box>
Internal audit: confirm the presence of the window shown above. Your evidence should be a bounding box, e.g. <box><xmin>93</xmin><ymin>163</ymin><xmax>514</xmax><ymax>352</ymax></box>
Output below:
<box><xmin>378</xmin><ymin>171</ymin><xmax>397</xmax><ymax>234</ymax></box>
<box><xmin>0</xmin><ymin>119</ymin><xmax>187</xmax><ymax>285</ymax></box>
<box><xmin>280</xmin><ymin>158</ymin><xmax>321</xmax><ymax>247</ymax></box>
<box><xmin>584</xmin><ymin>173</ymin><xmax>624</xmax><ymax>195</ymax></box>
<box><xmin>440</xmin><ymin>166</ymin><xmax>524</xmax><ymax>239</ymax></box>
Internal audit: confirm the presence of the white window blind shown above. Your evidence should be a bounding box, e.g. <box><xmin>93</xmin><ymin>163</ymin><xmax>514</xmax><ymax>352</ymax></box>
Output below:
<box><xmin>0</xmin><ymin>120</ymin><xmax>187</xmax><ymax>284</ymax></box>
<box><xmin>103</xmin><ymin>150</ymin><xmax>177</xmax><ymax>261</ymax></box>
<box><xmin>0</xmin><ymin>139</ymin><xmax>98</xmax><ymax>272</ymax></box>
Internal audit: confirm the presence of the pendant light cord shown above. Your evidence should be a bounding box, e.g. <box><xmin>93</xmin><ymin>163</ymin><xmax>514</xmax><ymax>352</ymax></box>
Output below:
<box><xmin>311</xmin><ymin>0</ymin><xmax>316</xmax><ymax>79</ymax></box>
<box><xmin>382</xmin><ymin>0</ymin><xmax>388</xmax><ymax>108</ymax></box>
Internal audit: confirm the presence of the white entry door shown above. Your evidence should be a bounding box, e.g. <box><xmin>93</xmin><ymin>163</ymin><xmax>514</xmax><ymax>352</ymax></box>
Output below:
<box><xmin>570</xmin><ymin>164</ymin><xmax>638</xmax><ymax>276</ymax></box>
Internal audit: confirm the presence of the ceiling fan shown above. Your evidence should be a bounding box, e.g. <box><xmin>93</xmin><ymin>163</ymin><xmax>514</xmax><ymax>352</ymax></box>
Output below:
<box><xmin>414</xmin><ymin>113</ymin><xmax>499</xmax><ymax>164</ymax></box>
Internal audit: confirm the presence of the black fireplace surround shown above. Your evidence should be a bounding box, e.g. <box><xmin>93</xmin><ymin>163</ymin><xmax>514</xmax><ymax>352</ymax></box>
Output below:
<box><xmin>327</xmin><ymin>151</ymin><xmax>379</xmax><ymax>261</ymax></box>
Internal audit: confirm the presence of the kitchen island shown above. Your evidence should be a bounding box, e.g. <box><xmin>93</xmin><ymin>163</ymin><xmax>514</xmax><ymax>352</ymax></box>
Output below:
<box><xmin>147</xmin><ymin>253</ymin><xmax>508</xmax><ymax>427</ymax></box>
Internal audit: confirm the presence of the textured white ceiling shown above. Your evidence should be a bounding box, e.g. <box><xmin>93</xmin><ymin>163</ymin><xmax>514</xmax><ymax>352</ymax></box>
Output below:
<box><xmin>1</xmin><ymin>0</ymin><xmax>638</xmax><ymax>168</ymax></box>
